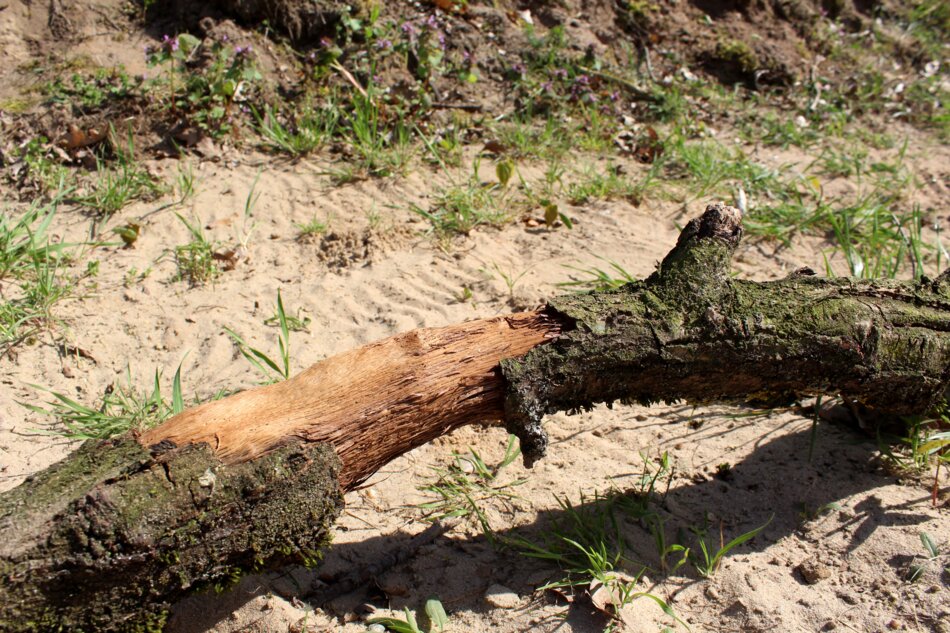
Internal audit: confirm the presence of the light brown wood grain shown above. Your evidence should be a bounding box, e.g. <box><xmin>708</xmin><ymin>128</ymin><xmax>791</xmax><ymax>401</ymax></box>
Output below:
<box><xmin>139</xmin><ymin>311</ymin><xmax>563</xmax><ymax>488</ymax></box>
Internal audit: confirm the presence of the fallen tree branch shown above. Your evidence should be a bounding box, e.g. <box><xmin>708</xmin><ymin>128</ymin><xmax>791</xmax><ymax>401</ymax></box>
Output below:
<box><xmin>3</xmin><ymin>203</ymin><xmax>949</xmax><ymax>631</ymax></box>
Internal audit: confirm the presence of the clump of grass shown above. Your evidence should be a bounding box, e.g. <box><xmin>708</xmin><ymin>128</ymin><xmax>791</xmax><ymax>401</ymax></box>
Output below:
<box><xmin>568</xmin><ymin>164</ymin><xmax>645</xmax><ymax>205</ymax></box>
<box><xmin>417</xmin><ymin>435</ymin><xmax>525</xmax><ymax>538</ymax></box>
<box><xmin>256</xmin><ymin>103</ymin><xmax>339</xmax><ymax>156</ymax></box>
<box><xmin>0</xmin><ymin>195</ymin><xmax>73</xmax><ymax>281</ymax></box>
<box><xmin>345</xmin><ymin>92</ymin><xmax>413</xmax><ymax>178</ymax></box>
<box><xmin>0</xmin><ymin>196</ymin><xmax>79</xmax><ymax>352</ymax></box>
<box><xmin>412</xmin><ymin>158</ymin><xmax>515</xmax><ymax>239</ymax></box>
<box><xmin>295</xmin><ymin>215</ymin><xmax>328</xmax><ymax>241</ymax></box>
<box><xmin>173</xmin><ymin>214</ymin><xmax>220</xmax><ymax>285</ymax></box>
<box><xmin>23</xmin><ymin>364</ymin><xmax>186</xmax><ymax>439</ymax></box>
<box><xmin>558</xmin><ymin>258</ymin><xmax>636</xmax><ymax>292</ymax></box>
<box><xmin>688</xmin><ymin>516</ymin><xmax>772</xmax><ymax>578</ymax></box>
<box><xmin>504</xmin><ymin>490</ymin><xmax>686</xmax><ymax>631</ymax></box>
<box><xmin>75</xmin><ymin>135</ymin><xmax>165</xmax><ymax>217</ymax></box>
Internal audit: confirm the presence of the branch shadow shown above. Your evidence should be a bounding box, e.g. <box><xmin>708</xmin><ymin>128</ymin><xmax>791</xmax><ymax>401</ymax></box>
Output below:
<box><xmin>167</xmin><ymin>422</ymin><xmax>935</xmax><ymax>632</ymax></box>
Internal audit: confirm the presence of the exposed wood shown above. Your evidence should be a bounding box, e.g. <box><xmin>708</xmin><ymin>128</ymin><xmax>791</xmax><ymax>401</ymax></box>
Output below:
<box><xmin>4</xmin><ymin>203</ymin><xmax>950</xmax><ymax>632</ymax></box>
<box><xmin>140</xmin><ymin>311</ymin><xmax>564</xmax><ymax>489</ymax></box>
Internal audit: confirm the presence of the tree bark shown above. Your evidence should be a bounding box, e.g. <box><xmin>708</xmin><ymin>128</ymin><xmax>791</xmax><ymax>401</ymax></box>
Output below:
<box><xmin>3</xmin><ymin>203</ymin><xmax>949</xmax><ymax>632</ymax></box>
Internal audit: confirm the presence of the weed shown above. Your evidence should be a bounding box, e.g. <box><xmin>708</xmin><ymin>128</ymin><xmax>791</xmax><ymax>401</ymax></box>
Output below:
<box><xmin>224</xmin><ymin>289</ymin><xmax>294</xmax><ymax>383</ymax></box>
<box><xmin>173</xmin><ymin>214</ymin><xmax>220</xmax><ymax>285</ymax></box>
<box><xmin>12</xmin><ymin>137</ymin><xmax>74</xmax><ymax>194</ymax></box>
<box><xmin>505</xmin><ymin>490</ymin><xmax>686</xmax><ymax>631</ymax></box>
<box><xmin>43</xmin><ymin>67</ymin><xmax>139</xmax><ymax>112</ymax></box>
<box><xmin>296</xmin><ymin>216</ymin><xmax>328</xmax><ymax>241</ymax></box>
<box><xmin>491</xmin><ymin>262</ymin><xmax>530</xmax><ymax>302</ymax></box>
<box><xmin>558</xmin><ymin>258</ymin><xmax>636</xmax><ymax>292</ymax></box>
<box><xmin>75</xmin><ymin>135</ymin><xmax>165</xmax><ymax>217</ymax></box>
<box><xmin>906</xmin><ymin>532</ymin><xmax>947</xmax><ymax>582</ymax></box>
<box><xmin>23</xmin><ymin>364</ymin><xmax>186</xmax><ymax>439</ymax></box>
<box><xmin>147</xmin><ymin>33</ymin><xmax>262</xmax><ymax>139</ymax></box>
<box><xmin>417</xmin><ymin>435</ymin><xmax>525</xmax><ymax>538</ymax></box>
<box><xmin>0</xmin><ymin>195</ymin><xmax>73</xmax><ymax>281</ymax></box>
<box><xmin>411</xmin><ymin>157</ymin><xmax>515</xmax><ymax>239</ymax></box>
<box><xmin>255</xmin><ymin>103</ymin><xmax>338</xmax><ymax>156</ymax></box>
<box><xmin>689</xmin><ymin>516</ymin><xmax>772</xmax><ymax>578</ymax></box>
<box><xmin>368</xmin><ymin>598</ymin><xmax>449</xmax><ymax>633</ymax></box>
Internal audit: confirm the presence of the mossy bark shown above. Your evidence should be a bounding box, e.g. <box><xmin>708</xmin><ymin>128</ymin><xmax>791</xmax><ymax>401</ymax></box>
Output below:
<box><xmin>0</xmin><ymin>438</ymin><xmax>342</xmax><ymax>632</ymax></box>
<box><xmin>3</xmin><ymin>203</ymin><xmax>949</xmax><ymax>631</ymax></box>
<box><xmin>503</xmin><ymin>204</ymin><xmax>950</xmax><ymax>464</ymax></box>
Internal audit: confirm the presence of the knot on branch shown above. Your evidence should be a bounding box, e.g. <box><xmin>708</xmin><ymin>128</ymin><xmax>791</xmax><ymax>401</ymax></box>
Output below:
<box><xmin>649</xmin><ymin>202</ymin><xmax>743</xmax><ymax>304</ymax></box>
<box><xmin>678</xmin><ymin>202</ymin><xmax>743</xmax><ymax>247</ymax></box>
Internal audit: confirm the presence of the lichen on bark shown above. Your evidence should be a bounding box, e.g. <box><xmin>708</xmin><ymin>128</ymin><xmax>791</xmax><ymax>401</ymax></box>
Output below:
<box><xmin>0</xmin><ymin>438</ymin><xmax>343</xmax><ymax>632</ymax></box>
<box><xmin>503</xmin><ymin>203</ymin><xmax>950</xmax><ymax>466</ymax></box>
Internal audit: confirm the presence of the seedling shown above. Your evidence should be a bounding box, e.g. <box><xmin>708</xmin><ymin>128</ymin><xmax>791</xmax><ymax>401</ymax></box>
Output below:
<box><xmin>173</xmin><ymin>213</ymin><xmax>220</xmax><ymax>285</ymax></box>
<box><xmin>558</xmin><ymin>258</ymin><xmax>636</xmax><ymax>292</ymax></box>
<box><xmin>368</xmin><ymin>598</ymin><xmax>449</xmax><ymax>633</ymax></box>
<box><xmin>224</xmin><ymin>289</ymin><xmax>294</xmax><ymax>383</ymax></box>
<box><xmin>417</xmin><ymin>434</ymin><xmax>525</xmax><ymax>538</ymax></box>
<box><xmin>75</xmin><ymin>133</ymin><xmax>165</xmax><ymax>217</ymax></box>
<box><xmin>491</xmin><ymin>262</ymin><xmax>530</xmax><ymax>302</ymax></box>
<box><xmin>23</xmin><ymin>363</ymin><xmax>186</xmax><ymax>439</ymax></box>
<box><xmin>689</xmin><ymin>516</ymin><xmax>772</xmax><ymax>578</ymax></box>
<box><xmin>906</xmin><ymin>532</ymin><xmax>947</xmax><ymax>582</ymax></box>
<box><xmin>255</xmin><ymin>103</ymin><xmax>338</xmax><ymax>156</ymax></box>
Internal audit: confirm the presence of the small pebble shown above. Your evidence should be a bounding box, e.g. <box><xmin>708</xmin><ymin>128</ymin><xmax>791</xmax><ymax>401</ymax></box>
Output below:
<box><xmin>484</xmin><ymin>584</ymin><xmax>520</xmax><ymax>609</ymax></box>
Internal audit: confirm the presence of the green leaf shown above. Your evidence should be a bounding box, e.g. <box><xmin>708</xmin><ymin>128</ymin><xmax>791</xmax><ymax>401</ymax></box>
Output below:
<box><xmin>906</xmin><ymin>563</ymin><xmax>926</xmax><ymax>582</ymax></box>
<box><xmin>424</xmin><ymin>598</ymin><xmax>448</xmax><ymax>632</ymax></box>
<box><xmin>177</xmin><ymin>33</ymin><xmax>201</xmax><ymax>54</ymax></box>
<box><xmin>496</xmin><ymin>160</ymin><xmax>514</xmax><ymax>187</ymax></box>
<box><xmin>366</xmin><ymin>617</ymin><xmax>419</xmax><ymax>633</ymax></box>
<box><xmin>920</xmin><ymin>532</ymin><xmax>939</xmax><ymax>559</ymax></box>
<box><xmin>558</xmin><ymin>212</ymin><xmax>573</xmax><ymax>229</ymax></box>
<box><xmin>172</xmin><ymin>362</ymin><xmax>185</xmax><ymax>415</ymax></box>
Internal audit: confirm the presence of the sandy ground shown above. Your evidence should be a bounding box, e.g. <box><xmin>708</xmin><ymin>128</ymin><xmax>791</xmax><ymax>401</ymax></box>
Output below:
<box><xmin>0</xmin><ymin>0</ymin><xmax>948</xmax><ymax>631</ymax></box>
<box><xmin>1</xmin><ymin>145</ymin><xmax>948</xmax><ymax>632</ymax></box>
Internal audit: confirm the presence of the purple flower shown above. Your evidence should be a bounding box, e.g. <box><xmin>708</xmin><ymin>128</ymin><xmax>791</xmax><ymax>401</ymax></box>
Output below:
<box><xmin>376</xmin><ymin>38</ymin><xmax>393</xmax><ymax>50</ymax></box>
<box><xmin>161</xmin><ymin>34</ymin><xmax>179</xmax><ymax>53</ymax></box>
<box><xmin>553</xmin><ymin>68</ymin><xmax>568</xmax><ymax>80</ymax></box>
<box><xmin>235</xmin><ymin>44</ymin><xmax>253</xmax><ymax>58</ymax></box>
<box><xmin>425</xmin><ymin>14</ymin><xmax>438</xmax><ymax>29</ymax></box>
<box><xmin>319</xmin><ymin>37</ymin><xmax>333</xmax><ymax>48</ymax></box>
<box><xmin>575</xmin><ymin>74</ymin><xmax>590</xmax><ymax>86</ymax></box>
<box><xmin>541</xmin><ymin>81</ymin><xmax>553</xmax><ymax>93</ymax></box>
<box><xmin>221</xmin><ymin>34</ymin><xmax>229</xmax><ymax>42</ymax></box>
<box><xmin>401</xmin><ymin>21</ymin><xmax>417</xmax><ymax>37</ymax></box>
<box><xmin>511</xmin><ymin>63</ymin><xmax>526</xmax><ymax>77</ymax></box>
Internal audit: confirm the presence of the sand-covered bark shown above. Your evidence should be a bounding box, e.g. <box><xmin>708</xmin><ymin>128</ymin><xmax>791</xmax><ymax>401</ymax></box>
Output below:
<box><xmin>3</xmin><ymin>204</ymin><xmax>950</xmax><ymax>632</ymax></box>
